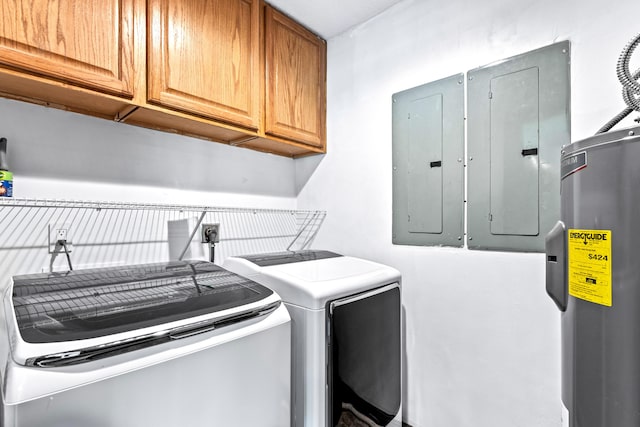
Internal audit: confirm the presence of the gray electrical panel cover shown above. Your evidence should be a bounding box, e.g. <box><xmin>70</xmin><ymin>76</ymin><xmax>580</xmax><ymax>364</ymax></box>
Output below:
<box><xmin>392</xmin><ymin>73</ymin><xmax>465</xmax><ymax>247</ymax></box>
<box><xmin>467</xmin><ymin>41</ymin><xmax>570</xmax><ymax>252</ymax></box>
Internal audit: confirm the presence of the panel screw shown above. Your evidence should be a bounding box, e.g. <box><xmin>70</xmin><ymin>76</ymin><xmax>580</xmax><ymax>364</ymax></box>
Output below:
<box><xmin>562</xmin><ymin>48</ymin><xmax>567</xmax><ymax>54</ymax></box>
<box><xmin>469</xmin><ymin>237</ymin><xmax>473</xmax><ymax>241</ymax></box>
<box><xmin>457</xmin><ymin>158</ymin><xmax>462</xmax><ymax>162</ymax></box>
<box><xmin>629</xmin><ymin>131</ymin><xmax>635</xmax><ymax>136</ymax></box>
<box><xmin>458</xmin><ymin>236</ymin><xmax>462</xmax><ymax>240</ymax></box>
<box><xmin>458</xmin><ymin>79</ymin><xmax>463</xmax><ymax>84</ymax></box>
<box><xmin>469</xmin><ymin>156</ymin><xmax>473</xmax><ymax>160</ymax></box>
<box><xmin>393</xmin><ymin>166</ymin><xmax>397</xmax><ymax>170</ymax></box>
<box><xmin>468</xmin><ymin>75</ymin><xmax>474</xmax><ymax>81</ymax></box>
<box><xmin>393</xmin><ymin>98</ymin><xmax>397</xmax><ymax>103</ymax></box>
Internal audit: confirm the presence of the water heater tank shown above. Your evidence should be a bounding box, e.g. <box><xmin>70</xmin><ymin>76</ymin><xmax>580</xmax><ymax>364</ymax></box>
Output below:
<box><xmin>546</xmin><ymin>125</ymin><xmax>640</xmax><ymax>426</ymax></box>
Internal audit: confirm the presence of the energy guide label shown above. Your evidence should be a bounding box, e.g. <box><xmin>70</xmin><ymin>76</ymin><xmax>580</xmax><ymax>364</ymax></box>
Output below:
<box><xmin>568</xmin><ymin>229</ymin><xmax>612</xmax><ymax>306</ymax></box>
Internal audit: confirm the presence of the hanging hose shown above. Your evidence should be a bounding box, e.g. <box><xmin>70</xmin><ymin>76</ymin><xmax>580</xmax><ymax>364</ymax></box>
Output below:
<box><xmin>596</xmin><ymin>106</ymin><xmax>635</xmax><ymax>134</ymax></box>
<box><xmin>596</xmin><ymin>32</ymin><xmax>640</xmax><ymax>134</ymax></box>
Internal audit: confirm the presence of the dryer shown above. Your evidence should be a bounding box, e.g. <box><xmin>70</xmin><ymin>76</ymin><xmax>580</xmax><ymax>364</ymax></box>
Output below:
<box><xmin>0</xmin><ymin>260</ymin><xmax>291</xmax><ymax>426</ymax></box>
<box><xmin>224</xmin><ymin>250</ymin><xmax>402</xmax><ymax>427</ymax></box>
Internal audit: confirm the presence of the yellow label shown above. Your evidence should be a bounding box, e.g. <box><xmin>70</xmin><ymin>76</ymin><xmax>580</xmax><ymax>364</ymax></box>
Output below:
<box><xmin>568</xmin><ymin>229</ymin><xmax>612</xmax><ymax>306</ymax></box>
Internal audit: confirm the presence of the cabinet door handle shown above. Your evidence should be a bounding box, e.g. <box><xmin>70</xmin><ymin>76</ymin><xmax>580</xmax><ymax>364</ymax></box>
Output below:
<box><xmin>430</xmin><ymin>160</ymin><xmax>442</xmax><ymax>168</ymax></box>
<box><xmin>521</xmin><ymin>148</ymin><xmax>538</xmax><ymax>156</ymax></box>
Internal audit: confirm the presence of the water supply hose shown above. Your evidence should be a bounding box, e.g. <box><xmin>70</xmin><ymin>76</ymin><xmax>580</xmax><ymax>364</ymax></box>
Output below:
<box><xmin>596</xmin><ymin>32</ymin><xmax>640</xmax><ymax>134</ymax></box>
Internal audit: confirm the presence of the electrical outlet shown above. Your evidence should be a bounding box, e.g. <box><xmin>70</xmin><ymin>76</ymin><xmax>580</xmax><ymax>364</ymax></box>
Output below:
<box><xmin>201</xmin><ymin>223</ymin><xmax>220</xmax><ymax>243</ymax></box>
<box><xmin>56</xmin><ymin>228</ymin><xmax>68</xmax><ymax>241</ymax></box>
<box><xmin>48</xmin><ymin>223</ymin><xmax>73</xmax><ymax>253</ymax></box>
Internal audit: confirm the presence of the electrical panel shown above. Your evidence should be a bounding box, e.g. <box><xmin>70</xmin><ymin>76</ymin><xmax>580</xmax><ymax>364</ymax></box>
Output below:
<box><xmin>392</xmin><ymin>73</ymin><xmax>465</xmax><ymax>247</ymax></box>
<box><xmin>467</xmin><ymin>41</ymin><xmax>570</xmax><ymax>251</ymax></box>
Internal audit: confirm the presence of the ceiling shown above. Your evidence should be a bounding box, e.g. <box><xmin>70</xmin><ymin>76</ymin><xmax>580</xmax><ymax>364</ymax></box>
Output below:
<box><xmin>266</xmin><ymin>0</ymin><xmax>405</xmax><ymax>39</ymax></box>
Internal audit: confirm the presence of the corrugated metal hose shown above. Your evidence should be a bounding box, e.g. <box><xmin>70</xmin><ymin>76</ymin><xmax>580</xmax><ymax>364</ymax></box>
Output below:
<box><xmin>596</xmin><ymin>32</ymin><xmax>640</xmax><ymax>134</ymax></box>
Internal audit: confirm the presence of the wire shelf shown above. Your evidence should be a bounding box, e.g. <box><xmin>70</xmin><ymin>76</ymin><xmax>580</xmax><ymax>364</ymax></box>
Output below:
<box><xmin>0</xmin><ymin>197</ymin><xmax>317</xmax><ymax>214</ymax></box>
<box><xmin>0</xmin><ymin>197</ymin><xmax>326</xmax><ymax>283</ymax></box>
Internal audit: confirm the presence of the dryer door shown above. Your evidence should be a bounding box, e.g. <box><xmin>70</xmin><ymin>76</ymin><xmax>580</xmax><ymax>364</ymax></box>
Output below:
<box><xmin>328</xmin><ymin>283</ymin><xmax>401</xmax><ymax>426</ymax></box>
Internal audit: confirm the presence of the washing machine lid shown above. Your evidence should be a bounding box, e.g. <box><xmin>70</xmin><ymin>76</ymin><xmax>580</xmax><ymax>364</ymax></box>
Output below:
<box><xmin>226</xmin><ymin>251</ymin><xmax>401</xmax><ymax>309</ymax></box>
<box><xmin>10</xmin><ymin>261</ymin><xmax>274</xmax><ymax>345</ymax></box>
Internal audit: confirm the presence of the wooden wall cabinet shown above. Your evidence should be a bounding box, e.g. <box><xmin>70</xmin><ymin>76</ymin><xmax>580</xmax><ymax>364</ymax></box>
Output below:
<box><xmin>147</xmin><ymin>0</ymin><xmax>261</xmax><ymax>130</ymax></box>
<box><xmin>264</xmin><ymin>6</ymin><xmax>326</xmax><ymax>148</ymax></box>
<box><xmin>0</xmin><ymin>0</ymin><xmax>135</xmax><ymax>98</ymax></box>
<box><xmin>0</xmin><ymin>0</ymin><xmax>326</xmax><ymax>157</ymax></box>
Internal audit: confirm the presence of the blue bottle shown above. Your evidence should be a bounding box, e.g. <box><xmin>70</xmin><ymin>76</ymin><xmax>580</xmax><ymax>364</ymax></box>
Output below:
<box><xmin>0</xmin><ymin>137</ymin><xmax>12</xmax><ymax>197</ymax></box>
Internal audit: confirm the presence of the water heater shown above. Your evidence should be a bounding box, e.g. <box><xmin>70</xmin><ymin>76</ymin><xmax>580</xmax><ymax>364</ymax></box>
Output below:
<box><xmin>546</xmin><ymin>125</ymin><xmax>640</xmax><ymax>426</ymax></box>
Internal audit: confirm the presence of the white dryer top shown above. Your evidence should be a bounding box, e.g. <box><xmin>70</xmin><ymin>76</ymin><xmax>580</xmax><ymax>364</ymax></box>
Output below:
<box><xmin>223</xmin><ymin>252</ymin><xmax>401</xmax><ymax>310</ymax></box>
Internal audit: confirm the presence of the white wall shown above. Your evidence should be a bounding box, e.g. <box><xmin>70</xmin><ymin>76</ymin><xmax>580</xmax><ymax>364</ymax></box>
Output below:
<box><xmin>296</xmin><ymin>0</ymin><xmax>639</xmax><ymax>426</ymax></box>
<box><xmin>0</xmin><ymin>97</ymin><xmax>297</xmax><ymax>207</ymax></box>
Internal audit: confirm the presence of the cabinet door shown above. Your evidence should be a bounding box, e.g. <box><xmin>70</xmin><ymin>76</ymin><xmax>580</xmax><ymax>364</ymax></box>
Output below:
<box><xmin>0</xmin><ymin>0</ymin><xmax>135</xmax><ymax>97</ymax></box>
<box><xmin>148</xmin><ymin>0</ymin><xmax>260</xmax><ymax>130</ymax></box>
<box><xmin>265</xmin><ymin>6</ymin><xmax>326</xmax><ymax>148</ymax></box>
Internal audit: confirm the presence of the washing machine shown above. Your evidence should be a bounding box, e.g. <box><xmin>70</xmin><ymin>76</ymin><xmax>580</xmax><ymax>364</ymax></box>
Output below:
<box><xmin>0</xmin><ymin>260</ymin><xmax>291</xmax><ymax>426</ymax></box>
<box><xmin>224</xmin><ymin>250</ymin><xmax>402</xmax><ymax>427</ymax></box>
